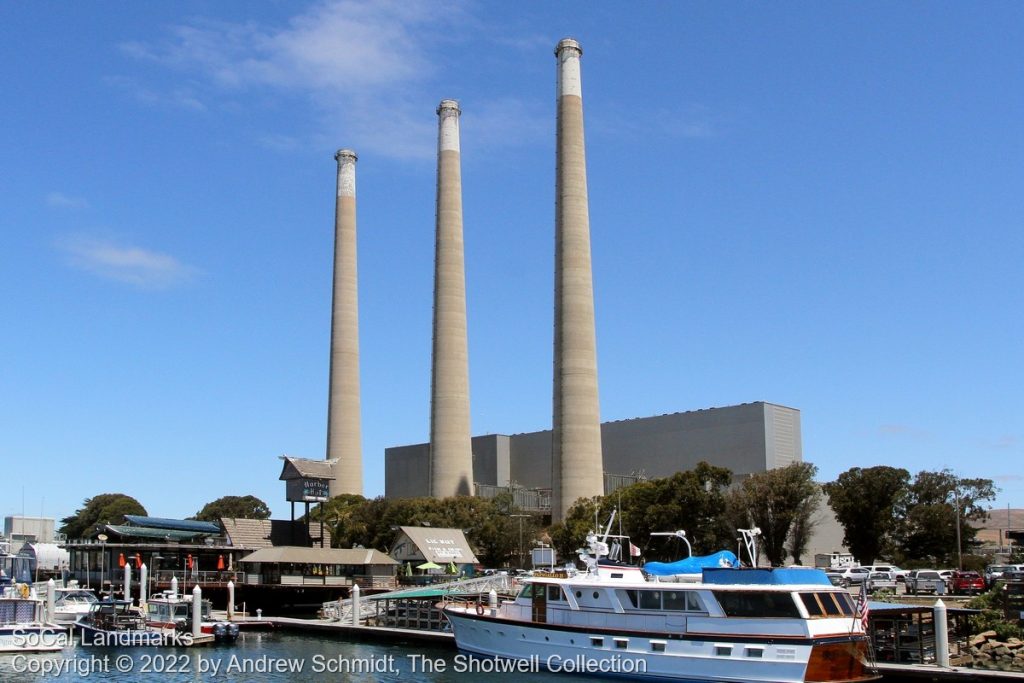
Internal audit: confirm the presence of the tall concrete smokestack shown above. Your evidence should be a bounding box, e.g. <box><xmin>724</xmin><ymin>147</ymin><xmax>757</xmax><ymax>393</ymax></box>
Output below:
<box><xmin>429</xmin><ymin>99</ymin><xmax>473</xmax><ymax>498</ymax></box>
<box><xmin>326</xmin><ymin>148</ymin><xmax>362</xmax><ymax>496</ymax></box>
<box><xmin>552</xmin><ymin>38</ymin><xmax>603</xmax><ymax>522</ymax></box>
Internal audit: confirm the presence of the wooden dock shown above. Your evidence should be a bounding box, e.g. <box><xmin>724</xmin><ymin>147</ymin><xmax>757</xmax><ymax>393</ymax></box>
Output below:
<box><xmin>268</xmin><ymin>616</ymin><xmax>454</xmax><ymax>644</ymax></box>
<box><xmin>877</xmin><ymin>662</ymin><xmax>1024</xmax><ymax>681</ymax></box>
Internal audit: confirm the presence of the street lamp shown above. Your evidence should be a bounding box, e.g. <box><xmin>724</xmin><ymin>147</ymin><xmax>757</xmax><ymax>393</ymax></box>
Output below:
<box><xmin>953</xmin><ymin>483</ymin><xmax>963</xmax><ymax>570</ymax></box>
<box><xmin>97</xmin><ymin>534</ymin><xmax>108</xmax><ymax>597</ymax></box>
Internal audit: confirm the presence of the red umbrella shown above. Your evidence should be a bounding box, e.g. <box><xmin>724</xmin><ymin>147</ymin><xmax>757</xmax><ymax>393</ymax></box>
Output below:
<box><xmin>118</xmin><ymin>553</ymin><xmax>126</xmax><ymax>568</ymax></box>
<box><xmin>186</xmin><ymin>554</ymin><xmax>193</xmax><ymax>570</ymax></box>
<box><xmin>135</xmin><ymin>553</ymin><xmax>142</xmax><ymax>569</ymax></box>
<box><xmin>217</xmin><ymin>555</ymin><xmax>225</xmax><ymax>570</ymax></box>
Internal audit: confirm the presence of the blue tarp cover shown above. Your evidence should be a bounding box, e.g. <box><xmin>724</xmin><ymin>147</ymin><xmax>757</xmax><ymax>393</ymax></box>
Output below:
<box><xmin>643</xmin><ymin>550</ymin><xmax>738</xmax><ymax>576</ymax></box>
<box><xmin>702</xmin><ymin>567</ymin><xmax>832</xmax><ymax>585</ymax></box>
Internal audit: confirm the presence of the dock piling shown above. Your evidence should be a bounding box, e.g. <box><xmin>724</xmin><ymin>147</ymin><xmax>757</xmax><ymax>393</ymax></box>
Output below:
<box><xmin>934</xmin><ymin>599</ymin><xmax>949</xmax><ymax>667</ymax></box>
<box><xmin>192</xmin><ymin>585</ymin><xmax>202</xmax><ymax>639</ymax></box>
<box><xmin>46</xmin><ymin>579</ymin><xmax>55</xmax><ymax>622</ymax></box>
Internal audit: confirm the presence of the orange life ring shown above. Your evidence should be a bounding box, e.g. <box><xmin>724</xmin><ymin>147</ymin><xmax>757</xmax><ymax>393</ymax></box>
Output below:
<box><xmin>476</xmin><ymin>602</ymin><xmax>485</xmax><ymax>616</ymax></box>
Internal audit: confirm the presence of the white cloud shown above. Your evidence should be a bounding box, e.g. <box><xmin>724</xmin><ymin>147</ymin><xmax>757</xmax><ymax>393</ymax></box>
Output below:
<box><xmin>46</xmin><ymin>192</ymin><xmax>89</xmax><ymax>209</ymax></box>
<box><xmin>57</xmin><ymin>236</ymin><xmax>199</xmax><ymax>289</ymax></box>
<box><xmin>119</xmin><ymin>0</ymin><xmax>463</xmax><ymax>159</ymax></box>
<box><xmin>103</xmin><ymin>75</ymin><xmax>207</xmax><ymax>112</ymax></box>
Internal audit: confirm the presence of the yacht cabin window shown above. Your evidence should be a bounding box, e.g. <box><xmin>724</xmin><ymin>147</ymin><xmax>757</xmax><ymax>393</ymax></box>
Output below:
<box><xmin>799</xmin><ymin>591</ymin><xmax>854</xmax><ymax>618</ymax></box>
<box><xmin>617</xmin><ymin>589</ymin><xmax>703</xmax><ymax>612</ymax></box>
<box><xmin>715</xmin><ymin>591</ymin><xmax>801</xmax><ymax>618</ymax></box>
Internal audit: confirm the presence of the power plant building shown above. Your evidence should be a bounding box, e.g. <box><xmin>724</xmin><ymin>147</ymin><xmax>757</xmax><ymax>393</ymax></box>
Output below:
<box><xmin>386</xmin><ymin>402</ymin><xmax>802</xmax><ymax>508</ymax></box>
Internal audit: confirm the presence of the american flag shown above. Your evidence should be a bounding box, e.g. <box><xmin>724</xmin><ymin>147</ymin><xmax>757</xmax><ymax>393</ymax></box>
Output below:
<box><xmin>856</xmin><ymin>583</ymin><xmax>870</xmax><ymax>632</ymax></box>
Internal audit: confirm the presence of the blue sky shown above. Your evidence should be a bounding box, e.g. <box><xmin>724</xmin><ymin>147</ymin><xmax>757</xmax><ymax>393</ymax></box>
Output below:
<box><xmin>2</xmin><ymin>1</ymin><xmax>1021</xmax><ymax>524</ymax></box>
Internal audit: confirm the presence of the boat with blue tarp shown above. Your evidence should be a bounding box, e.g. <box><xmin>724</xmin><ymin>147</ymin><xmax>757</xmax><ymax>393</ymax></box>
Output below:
<box><xmin>444</xmin><ymin>517</ymin><xmax>877</xmax><ymax>682</ymax></box>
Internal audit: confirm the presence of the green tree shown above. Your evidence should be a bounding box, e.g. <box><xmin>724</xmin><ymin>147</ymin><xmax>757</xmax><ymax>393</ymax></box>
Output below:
<box><xmin>823</xmin><ymin>466</ymin><xmax>910</xmax><ymax>565</ymax></box>
<box><xmin>549</xmin><ymin>496</ymin><xmax>611</xmax><ymax>561</ymax></box>
<box><xmin>618</xmin><ymin>463</ymin><xmax>734</xmax><ymax>558</ymax></box>
<box><xmin>549</xmin><ymin>463</ymin><xmax>735</xmax><ymax>562</ymax></box>
<box><xmin>895</xmin><ymin>470</ymin><xmax>996</xmax><ymax>566</ymax></box>
<box><xmin>785</xmin><ymin>487</ymin><xmax>822</xmax><ymax>566</ymax></box>
<box><xmin>729</xmin><ymin>462</ymin><xmax>820</xmax><ymax>566</ymax></box>
<box><xmin>59</xmin><ymin>493</ymin><xmax>147</xmax><ymax>539</ymax></box>
<box><xmin>310</xmin><ymin>494</ymin><xmax>542</xmax><ymax>567</ymax></box>
<box><xmin>309</xmin><ymin>494</ymin><xmax>369</xmax><ymax>548</ymax></box>
<box><xmin>193</xmin><ymin>495</ymin><xmax>271</xmax><ymax>522</ymax></box>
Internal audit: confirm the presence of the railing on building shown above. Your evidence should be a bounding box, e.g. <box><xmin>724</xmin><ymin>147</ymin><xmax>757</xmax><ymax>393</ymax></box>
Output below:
<box><xmin>604</xmin><ymin>471</ymin><xmax>648</xmax><ymax>494</ymax></box>
<box><xmin>474</xmin><ymin>485</ymin><xmax>551</xmax><ymax>512</ymax></box>
<box><xmin>150</xmin><ymin>570</ymin><xmax>241</xmax><ymax>587</ymax></box>
<box><xmin>244</xmin><ymin>573</ymin><xmax>395</xmax><ymax>589</ymax></box>
<box><xmin>474</xmin><ymin>472</ymin><xmax>647</xmax><ymax>512</ymax></box>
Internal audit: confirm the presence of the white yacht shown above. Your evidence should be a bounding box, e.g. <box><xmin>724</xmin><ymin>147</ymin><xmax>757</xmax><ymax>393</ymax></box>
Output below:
<box><xmin>49</xmin><ymin>586</ymin><xmax>99</xmax><ymax>625</ymax></box>
<box><xmin>443</xmin><ymin>525</ymin><xmax>877</xmax><ymax>682</ymax></box>
<box><xmin>0</xmin><ymin>586</ymin><xmax>67</xmax><ymax>653</ymax></box>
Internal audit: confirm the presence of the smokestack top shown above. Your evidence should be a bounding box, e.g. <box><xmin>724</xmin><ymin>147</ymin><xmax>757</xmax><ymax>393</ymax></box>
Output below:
<box><xmin>437</xmin><ymin>99</ymin><xmax>461</xmax><ymax>153</ymax></box>
<box><xmin>555</xmin><ymin>37</ymin><xmax>582</xmax><ymax>57</ymax></box>
<box><xmin>556</xmin><ymin>38</ymin><xmax>583</xmax><ymax>98</ymax></box>
<box><xmin>335</xmin><ymin>149</ymin><xmax>357</xmax><ymax>198</ymax></box>
<box><xmin>436</xmin><ymin>99</ymin><xmax>461</xmax><ymax>115</ymax></box>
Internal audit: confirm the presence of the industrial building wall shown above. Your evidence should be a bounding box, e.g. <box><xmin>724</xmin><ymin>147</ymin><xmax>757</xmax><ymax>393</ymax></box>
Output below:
<box><xmin>385</xmin><ymin>435</ymin><xmax>511</xmax><ymax>498</ymax></box>
<box><xmin>384</xmin><ymin>444</ymin><xmax>431</xmax><ymax>499</ymax></box>
<box><xmin>804</xmin><ymin>498</ymin><xmax>850</xmax><ymax>565</ymax></box>
<box><xmin>764</xmin><ymin>403</ymin><xmax>802</xmax><ymax>469</ymax></box>
<box><xmin>4</xmin><ymin>516</ymin><xmax>55</xmax><ymax>543</ymax></box>
<box><xmin>385</xmin><ymin>402</ymin><xmax>802</xmax><ymax>498</ymax></box>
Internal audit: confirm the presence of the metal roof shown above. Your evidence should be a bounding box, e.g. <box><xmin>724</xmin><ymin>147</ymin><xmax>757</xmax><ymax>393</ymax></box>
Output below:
<box><xmin>104</xmin><ymin>525</ymin><xmax>209</xmax><ymax>541</ymax></box>
<box><xmin>239</xmin><ymin>546</ymin><xmax>397</xmax><ymax>565</ymax></box>
<box><xmin>391</xmin><ymin>527</ymin><xmax>479</xmax><ymax>565</ymax></box>
<box><xmin>278</xmin><ymin>456</ymin><xmax>335</xmax><ymax>481</ymax></box>
<box><xmin>123</xmin><ymin>516</ymin><xmax>221</xmax><ymax>534</ymax></box>
<box><xmin>220</xmin><ymin>518</ymin><xmax>330</xmax><ymax>549</ymax></box>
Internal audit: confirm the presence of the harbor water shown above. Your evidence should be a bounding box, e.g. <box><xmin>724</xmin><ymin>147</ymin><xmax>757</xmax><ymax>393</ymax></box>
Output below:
<box><xmin>0</xmin><ymin>632</ymin><xmax>599</xmax><ymax>682</ymax></box>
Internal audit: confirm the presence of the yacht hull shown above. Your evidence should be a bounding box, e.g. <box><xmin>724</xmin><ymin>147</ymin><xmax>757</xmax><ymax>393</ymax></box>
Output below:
<box><xmin>445</xmin><ymin>607</ymin><xmax>875</xmax><ymax>683</ymax></box>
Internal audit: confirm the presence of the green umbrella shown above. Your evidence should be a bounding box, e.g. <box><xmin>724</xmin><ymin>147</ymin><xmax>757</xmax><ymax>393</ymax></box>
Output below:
<box><xmin>417</xmin><ymin>561</ymin><xmax>442</xmax><ymax>570</ymax></box>
<box><xmin>404</xmin><ymin>562</ymin><xmax>413</xmax><ymax>576</ymax></box>
<box><xmin>448</xmin><ymin>562</ymin><xmax>458</xmax><ymax>574</ymax></box>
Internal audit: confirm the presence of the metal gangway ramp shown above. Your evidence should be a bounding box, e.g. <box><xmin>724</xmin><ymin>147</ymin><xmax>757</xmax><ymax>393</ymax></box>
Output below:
<box><xmin>322</xmin><ymin>573</ymin><xmax>515</xmax><ymax>624</ymax></box>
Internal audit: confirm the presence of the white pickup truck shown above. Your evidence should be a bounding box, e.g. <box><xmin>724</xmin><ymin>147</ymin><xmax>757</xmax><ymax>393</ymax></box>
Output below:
<box><xmin>866</xmin><ymin>571</ymin><xmax>898</xmax><ymax>591</ymax></box>
<box><xmin>906</xmin><ymin>569</ymin><xmax>947</xmax><ymax>595</ymax></box>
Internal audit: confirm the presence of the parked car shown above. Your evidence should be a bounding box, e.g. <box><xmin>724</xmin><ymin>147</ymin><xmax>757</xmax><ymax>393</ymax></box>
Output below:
<box><xmin>985</xmin><ymin>564</ymin><xmax>1023</xmax><ymax>588</ymax></box>
<box><xmin>1003</xmin><ymin>570</ymin><xmax>1024</xmax><ymax>584</ymax></box>
<box><xmin>906</xmin><ymin>569</ymin><xmax>946</xmax><ymax>595</ymax></box>
<box><xmin>866</xmin><ymin>571</ymin><xmax>898</xmax><ymax>592</ymax></box>
<box><xmin>825</xmin><ymin>566</ymin><xmax>871</xmax><ymax>587</ymax></box>
<box><xmin>949</xmin><ymin>570</ymin><xmax>985</xmax><ymax>595</ymax></box>
<box><xmin>863</xmin><ymin>564</ymin><xmax>909</xmax><ymax>582</ymax></box>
